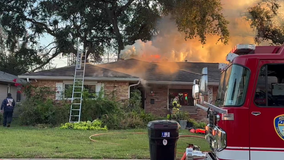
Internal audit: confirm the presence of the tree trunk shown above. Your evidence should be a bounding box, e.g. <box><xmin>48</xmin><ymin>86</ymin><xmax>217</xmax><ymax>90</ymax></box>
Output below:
<box><xmin>106</xmin><ymin>6</ymin><xmax>124</xmax><ymax>60</ymax></box>
<box><xmin>112</xmin><ymin>16</ymin><xmax>124</xmax><ymax>59</ymax></box>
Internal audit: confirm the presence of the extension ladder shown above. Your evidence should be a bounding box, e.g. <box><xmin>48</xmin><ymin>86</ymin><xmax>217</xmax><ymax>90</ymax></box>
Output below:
<box><xmin>69</xmin><ymin>49</ymin><xmax>87</xmax><ymax>123</ymax></box>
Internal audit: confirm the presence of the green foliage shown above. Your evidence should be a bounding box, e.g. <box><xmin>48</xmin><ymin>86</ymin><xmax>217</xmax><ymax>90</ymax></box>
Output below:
<box><xmin>0</xmin><ymin>0</ymin><xmax>159</xmax><ymax>68</ymax></box>
<box><xmin>100</xmin><ymin>110</ymin><xmax>158</xmax><ymax>130</ymax></box>
<box><xmin>123</xmin><ymin>89</ymin><xmax>143</xmax><ymax>112</ymax></box>
<box><xmin>159</xmin><ymin>0</ymin><xmax>229</xmax><ymax>45</ymax></box>
<box><xmin>81</xmin><ymin>95</ymin><xmax>121</xmax><ymax>121</ymax></box>
<box><xmin>19</xmin><ymin>85</ymin><xmax>159</xmax><ymax>129</ymax></box>
<box><xmin>167</xmin><ymin>109</ymin><xmax>190</xmax><ymax>121</ymax></box>
<box><xmin>100</xmin><ymin>89</ymin><xmax>159</xmax><ymax>129</ymax></box>
<box><xmin>0</xmin><ymin>128</ymin><xmax>210</xmax><ymax>158</ymax></box>
<box><xmin>0</xmin><ymin>0</ymin><xmax>231</xmax><ymax>70</ymax></box>
<box><xmin>60</xmin><ymin>120</ymin><xmax>107</xmax><ymax>130</ymax></box>
<box><xmin>171</xmin><ymin>110</ymin><xmax>190</xmax><ymax>121</ymax></box>
<box><xmin>18</xmin><ymin>86</ymin><xmax>69</xmax><ymax>126</ymax></box>
<box><xmin>188</xmin><ymin>118</ymin><xmax>207</xmax><ymax>129</ymax></box>
<box><xmin>65</xmin><ymin>86</ymin><xmax>121</xmax><ymax>121</ymax></box>
<box><xmin>247</xmin><ymin>0</ymin><xmax>283</xmax><ymax>45</ymax></box>
<box><xmin>167</xmin><ymin>110</ymin><xmax>207</xmax><ymax>129</ymax></box>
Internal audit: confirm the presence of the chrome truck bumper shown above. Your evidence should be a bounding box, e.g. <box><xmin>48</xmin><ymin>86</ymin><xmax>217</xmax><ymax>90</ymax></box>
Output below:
<box><xmin>185</xmin><ymin>148</ymin><xmax>216</xmax><ymax>160</ymax></box>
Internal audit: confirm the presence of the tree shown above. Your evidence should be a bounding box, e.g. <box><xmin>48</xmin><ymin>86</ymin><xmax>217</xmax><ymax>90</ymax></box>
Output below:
<box><xmin>247</xmin><ymin>0</ymin><xmax>283</xmax><ymax>45</ymax></box>
<box><xmin>0</xmin><ymin>0</ymin><xmax>112</xmax><ymax>72</ymax></box>
<box><xmin>159</xmin><ymin>0</ymin><xmax>230</xmax><ymax>44</ymax></box>
<box><xmin>0</xmin><ymin>24</ymin><xmax>52</xmax><ymax>75</ymax></box>
<box><xmin>0</xmin><ymin>0</ymin><xmax>230</xmax><ymax>72</ymax></box>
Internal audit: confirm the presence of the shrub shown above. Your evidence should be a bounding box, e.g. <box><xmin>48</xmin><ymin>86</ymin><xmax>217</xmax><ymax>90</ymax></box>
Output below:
<box><xmin>120</xmin><ymin>112</ymin><xmax>146</xmax><ymax>129</ymax></box>
<box><xmin>19</xmin><ymin>85</ymin><xmax>160</xmax><ymax>129</ymax></box>
<box><xmin>60</xmin><ymin>119</ymin><xmax>107</xmax><ymax>130</ymax></box>
<box><xmin>100</xmin><ymin>113</ymin><xmax>124</xmax><ymax>129</ymax></box>
<box><xmin>100</xmin><ymin>111</ymin><xmax>159</xmax><ymax>130</ymax></box>
<box><xmin>188</xmin><ymin>118</ymin><xmax>207</xmax><ymax>129</ymax></box>
<box><xmin>169</xmin><ymin>110</ymin><xmax>190</xmax><ymax>121</ymax></box>
<box><xmin>99</xmin><ymin>89</ymin><xmax>160</xmax><ymax>130</ymax></box>
<box><xmin>18</xmin><ymin>86</ymin><xmax>69</xmax><ymax>126</ymax></box>
<box><xmin>123</xmin><ymin>89</ymin><xmax>143</xmax><ymax>112</ymax></box>
<box><xmin>81</xmin><ymin>94</ymin><xmax>121</xmax><ymax>121</ymax></box>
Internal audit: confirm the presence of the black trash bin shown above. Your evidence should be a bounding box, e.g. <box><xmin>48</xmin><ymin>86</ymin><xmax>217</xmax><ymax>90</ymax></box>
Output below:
<box><xmin>147</xmin><ymin>120</ymin><xmax>180</xmax><ymax>160</ymax></box>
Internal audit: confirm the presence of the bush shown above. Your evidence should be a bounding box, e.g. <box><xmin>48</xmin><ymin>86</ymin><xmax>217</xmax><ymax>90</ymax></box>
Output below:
<box><xmin>81</xmin><ymin>95</ymin><xmax>121</xmax><ymax>121</ymax></box>
<box><xmin>18</xmin><ymin>86</ymin><xmax>69</xmax><ymax>126</ymax></box>
<box><xmin>100</xmin><ymin>113</ymin><xmax>124</xmax><ymax>129</ymax></box>
<box><xmin>100</xmin><ymin>111</ymin><xmax>159</xmax><ymax>130</ymax></box>
<box><xmin>99</xmin><ymin>89</ymin><xmax>160</xmax><ymax>129</ymax></box>
<box><xmin>19</xmin><ymin>86</ymin><xmax>160</xmax><ymax>129</ymax></box>
<box><xmin>60</xmin><ymin>119</ymin><xmax>107</xmax><ymax>130</ymax></box>
<box><xmin>168</xmin><ymin>110</ymin><xmax>190</xmax><ymax>121</ymax></box>
<box><xmin>188</xmin><ymin>118</ymin><xmax>207</xmax><ymax>129</ymax></box>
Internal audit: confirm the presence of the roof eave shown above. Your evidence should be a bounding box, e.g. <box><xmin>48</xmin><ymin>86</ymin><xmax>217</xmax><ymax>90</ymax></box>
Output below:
<box><xmin>144</xmin><ymin>80</ymin><xmax>219</xmax><ymax>86</ymax></box>
<box><xmin>18</xmin><ymin>75</ymin><xmax>140</xmax><ymax>82</ymax></box>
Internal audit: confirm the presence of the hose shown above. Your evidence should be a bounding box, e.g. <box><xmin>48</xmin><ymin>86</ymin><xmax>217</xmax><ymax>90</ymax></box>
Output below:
<box><xmin>89</xmin><ymin>132</ymin><xmax>205</xmax><ymax>160</ymax></box>
<box><xmin>89</xmin><ymin>132</ymin><xmax>205</xmax><ymax>144</ymax></box>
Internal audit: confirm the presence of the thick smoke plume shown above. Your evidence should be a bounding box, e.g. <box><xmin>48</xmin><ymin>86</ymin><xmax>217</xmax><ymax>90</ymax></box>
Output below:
<box><xmin>120</xmin><ymin>0</ymin><xmax>264</xmax><ymax>63</ymax></box>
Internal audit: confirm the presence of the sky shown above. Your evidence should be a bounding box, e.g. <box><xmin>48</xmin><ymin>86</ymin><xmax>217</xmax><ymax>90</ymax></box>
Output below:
<box><xmin>38</xmin><ymin>33</ymin><xmax>68</xmax><ymax>68</ymax></box>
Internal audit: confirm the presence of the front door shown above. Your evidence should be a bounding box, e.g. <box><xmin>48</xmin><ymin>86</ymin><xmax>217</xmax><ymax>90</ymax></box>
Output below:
<box><xmin>250</xmin><ymin>60</ymin><xmax>284</xmax><ymax>160</ymax></box>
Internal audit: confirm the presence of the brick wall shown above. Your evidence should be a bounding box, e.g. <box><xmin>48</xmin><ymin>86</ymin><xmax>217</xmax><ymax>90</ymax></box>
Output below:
<box><xmin>30</xmin><ymin>80</ymin><xmax>130</xmax><ymax>102</ymax></box>
<box><xmin>143</xmin><ymin>85</ymin><xmax>219</xmax><ymax>120</ymax></box>
<box><xmin>144</xmin><ymin>85</ymin><xmax>168</xmax><ymax>117</ymax></box>
<box><xmin>103</xmin><ymin>81</ymin><xmax>129</xmax><ymax>102</ymax></box>
<box><xmin>29</xmin><ymin>80</ymin><xmax>62</xmax><ymax>100</ymax></box>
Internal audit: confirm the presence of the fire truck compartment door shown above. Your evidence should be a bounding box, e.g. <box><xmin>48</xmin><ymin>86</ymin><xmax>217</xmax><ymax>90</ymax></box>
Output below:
<box><xmin>249</xmin><ymin>60</ymin><xmax>284</xmax><ymax>160</ymax></box>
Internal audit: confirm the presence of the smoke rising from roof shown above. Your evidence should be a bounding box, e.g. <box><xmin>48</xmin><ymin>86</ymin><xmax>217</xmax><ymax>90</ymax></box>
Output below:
<box><xmin>120</xmin><ymin>0</ymin><xmax>263</xmax><ymax>63</ymax></box>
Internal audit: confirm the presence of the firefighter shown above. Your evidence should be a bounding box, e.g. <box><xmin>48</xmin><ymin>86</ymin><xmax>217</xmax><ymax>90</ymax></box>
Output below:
<box><xmin>172</xmin><ymin>96</ymin><xmax>181</xmax><ymax>109</ymax></box>
<box><xmin>1</xmin><ymin>93</ymin><xmax>16</xmax><ymax>127</ymax></box>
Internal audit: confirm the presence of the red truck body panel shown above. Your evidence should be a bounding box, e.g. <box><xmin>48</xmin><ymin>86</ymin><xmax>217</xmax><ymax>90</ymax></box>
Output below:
<box><xmin>213</xmin><ymin>45</ymin><xmax>284</xmax><ymax>160</ymax></box>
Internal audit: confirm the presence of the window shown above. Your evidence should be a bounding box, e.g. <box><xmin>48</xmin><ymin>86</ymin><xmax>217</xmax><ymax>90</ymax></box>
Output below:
<box><xmin>254</xmin><ymin>64</ymin><xmax>284</xmax><ymax>107</ymax></box>
<box><xmin>16</xmin><ymin>91</ymin><xmax>21</xmax><ymax>102</ymax></box>
<box><xmin>216</xmin><ymin>64</ymin><xmax>250</xmax><ymax>106</ymax></box>
<box><xmin>64</xmin><ymin>84</ymin><xmax>97</xmax><ymax>99</ymax></box>
<box><xmin>169</xmin><ymin>89</ymin><xmax>194</xmax><ymax>106</ymax></box>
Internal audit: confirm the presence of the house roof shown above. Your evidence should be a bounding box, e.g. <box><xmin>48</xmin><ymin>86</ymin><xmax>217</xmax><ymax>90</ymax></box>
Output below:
<box><xmin>18</xmin><ymin>63</ymin><xmax>139</xmax><ymax>81</ymax></box>
<box><xmin>98</xmin><ymin>59</ymin><xmax>220</xmax><ymax>84</ymax></box>
<box><xmin>0</xmin><ymin>71</ymin><xmax>26</xmax><ymax>84</ymax></box>
<box><xmin>19</xmin><ymin>59</ymin><xmax>221</xmax><ymax>85</ymax></box>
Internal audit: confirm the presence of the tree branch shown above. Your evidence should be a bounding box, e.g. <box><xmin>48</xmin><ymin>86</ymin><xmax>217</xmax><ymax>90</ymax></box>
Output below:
<box><xmin>41</xmin><ymin>46</ymin><xmax>57</xmax><ymax>57</ymax></box>
<box><xmin>30</xmin><ymin>49</ymin><xmax>60</xmax><ymax>72</ymax></box>
<box><xmin>117</xmin><ymin>0</ymin><xmax>135</xmax><ymax>16</ymax></box>
<box><xmin>24</xmin><ymin>18</ymin><xmax>56</xmax><ymax>36</ymax></box>
<box><xmin>40</xmin><ymin>41</ymin><xmax>56</xmax><ymax>51</ymax></box>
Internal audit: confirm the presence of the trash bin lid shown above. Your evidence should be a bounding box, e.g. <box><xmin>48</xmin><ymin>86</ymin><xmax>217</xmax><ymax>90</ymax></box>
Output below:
<box><xmin>147</xmin><ymin>120</ymin><xmax>179</xmax><ymax>130</ymax></box>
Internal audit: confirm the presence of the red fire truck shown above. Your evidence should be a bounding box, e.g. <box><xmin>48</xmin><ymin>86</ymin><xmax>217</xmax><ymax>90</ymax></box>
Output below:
<box><xmin>186</xmin><ymin>44</ymin><xmax>284</xmax><ymax>160</ymax></box>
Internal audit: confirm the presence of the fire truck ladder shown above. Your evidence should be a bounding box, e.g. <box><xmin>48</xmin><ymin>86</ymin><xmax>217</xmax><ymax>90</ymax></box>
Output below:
<box><xmin>69</xmin><ymin>50</ymin><xmax>87</xmax><ymax>123</ymax></box>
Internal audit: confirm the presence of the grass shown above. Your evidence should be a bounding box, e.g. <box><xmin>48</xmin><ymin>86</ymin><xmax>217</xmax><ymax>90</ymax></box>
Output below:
<box><xmin>0</xmin><ymin>125</ymin><xmax>210</xmax><ymax>159</ymax></box>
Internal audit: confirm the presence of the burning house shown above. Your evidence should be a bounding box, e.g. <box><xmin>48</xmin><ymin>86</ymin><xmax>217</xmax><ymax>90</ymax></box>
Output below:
<box><xmin>18</xmin><ymin>58</ymin><xmax>220</xmax><ymax>121</ymax></box>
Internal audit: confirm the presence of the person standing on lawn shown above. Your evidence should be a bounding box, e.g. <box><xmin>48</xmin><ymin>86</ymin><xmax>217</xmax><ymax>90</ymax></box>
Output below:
<box><xmin>0</xmin><ymin>93</ymin><xmax>15</xmax><ymax>127</ymax></box>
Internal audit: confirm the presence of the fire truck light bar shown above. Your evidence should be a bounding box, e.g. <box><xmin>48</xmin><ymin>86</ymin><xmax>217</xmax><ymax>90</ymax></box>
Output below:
<box><xmin>231</xmin><ymin>44</ymin><xmax>256</xmax><ymax>53</ymax></box>
<box><xmin>226</xmin><ymin>44</ymin><xmax>256</xmax><ymax>63</ymax></box>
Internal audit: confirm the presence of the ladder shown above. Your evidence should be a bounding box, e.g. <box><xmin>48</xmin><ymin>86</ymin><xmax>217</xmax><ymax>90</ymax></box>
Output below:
<box><xmin>69</xmin><ymin>49</ymin><xmax>87</xmax><ymax>123</ymax></box>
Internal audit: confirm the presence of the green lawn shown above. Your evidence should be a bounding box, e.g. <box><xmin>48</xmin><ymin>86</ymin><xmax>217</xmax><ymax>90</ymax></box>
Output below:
<box><xmin>0</xmin><ymin>126</ymin><xmax>210</xmax><ymax>159</ymax></box>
